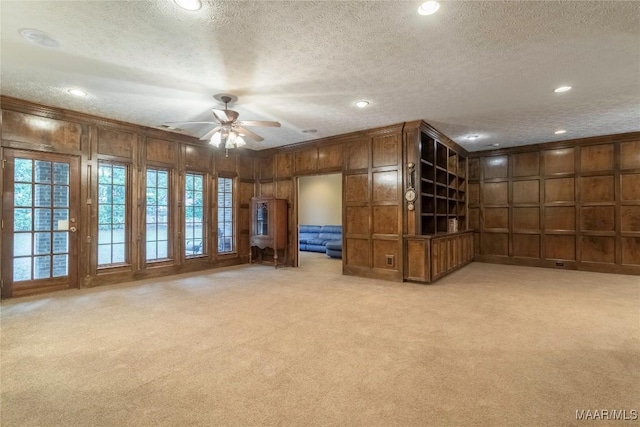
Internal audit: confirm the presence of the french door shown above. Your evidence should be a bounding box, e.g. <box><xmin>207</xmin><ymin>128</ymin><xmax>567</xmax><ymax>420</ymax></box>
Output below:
<box><xmin>1</xmin><ymin>150</ymin><xmax>80</xmax><ymax>298</ymax></box>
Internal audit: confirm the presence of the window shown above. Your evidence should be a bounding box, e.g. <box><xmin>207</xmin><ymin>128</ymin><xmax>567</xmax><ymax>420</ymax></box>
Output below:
<box><xmin>217</xmin><ymin>177</ymin><xmax>234</xmax><ymax>253</ymax></box>
<box><xmin>185</xmin><ymin>173</ymin><xmax>205</xmax><ymax>256</ymax></box>
<box><xmin>146</xmin><ymin>168</ymin><xmax>170</xmax><ymax>261</ymax></box>
<box><xmin>98</xmin><ymin>162</ymin><xmax>127</xmax><ymax>266</ymax></box>
<box><xmin>12</xmin><ymin>158</ymin><xmax>70</xmax><ymax>281</ymax></box>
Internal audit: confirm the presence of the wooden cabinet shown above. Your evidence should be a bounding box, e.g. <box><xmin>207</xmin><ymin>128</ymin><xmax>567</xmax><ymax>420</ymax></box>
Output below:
<box><xmin>249</xmin><ymin>197</ymin><xmax>288</xmax><ymax>268</ymax></box>
<box><xmin>405</xmin><ymin>231</ymin><xmax>474</xmax><ymax>283</ymax></box>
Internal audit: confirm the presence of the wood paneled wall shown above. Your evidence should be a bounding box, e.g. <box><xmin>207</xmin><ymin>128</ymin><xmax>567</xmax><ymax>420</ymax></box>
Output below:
<box><xmin>256</xmin><ymin>125</ymin><xmax>406</xmax><ymax>281</ymax></box>
<box><xmin>468</xmin><ymin>133</ymin><xmax>640</xmax><ymax>275</ymax></box>
<box><xmin>1</xmin><ymin>97</ymin><xmax>256</xmax><ymax>292</ymax></box>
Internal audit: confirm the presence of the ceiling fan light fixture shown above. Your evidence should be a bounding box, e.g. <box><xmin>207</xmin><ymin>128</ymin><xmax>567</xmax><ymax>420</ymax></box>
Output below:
<box><xmin>174</xmin><ymin>0</ymin><xmax>201</xmax><ymax>11</ymax></box>
<box><xmin>235</xmin><ymin>135</ymin><xmax>246</xmax><ymax>147</ymax></box>
<box><xmin>418</xmin><ymin>1</ymin><xmax>440</xmax><ymax>16</ymax></box>
<box><xmin>210</xmin><ymin>132</ymin><xmax>221</xmax><ymax>147</ymax></box>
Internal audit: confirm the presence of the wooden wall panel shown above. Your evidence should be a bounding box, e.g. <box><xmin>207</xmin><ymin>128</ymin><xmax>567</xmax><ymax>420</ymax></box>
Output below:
<box><xmin>620</xmin><ymin>140</ymin><xmax>640</xmax><ymax>170</ymax></box>
<box><xmin>469</xmin><ymin>208</ymin><xmax>480</xmax><ymax>230</ymax></box>
<box><xmin>513</xmin><ymin>180</ymin><xmax>540</xmax><ymax>204</ymax></box>
<box><xmin>275</xmin><ymin>153</ymin><xmax>293</xmax><ymax>179</ymax></box>
<box><xmin>3</xmin><ymin>111</ymin><xmax>82</xmax><ymax>151</ymax></box>
<box><xmin>372</xmin><ymin>171</ymin><xmax>397</xmax><ymax>202</ymax></box>
<box><xmin>238</xmin><ymin>155</ymin><xmax>255</xmax><ymax>180</ymax></box>
<box><xmin>98</xmin><ymin>128</ymin><xmax>135</xmax><ymax>158</ymax></box>
<box><xmin>513</xmin><ymin>207</ymin><xmax>540</xmax><ymax>231</ymax></box>
<box><xmin>621</xmin><ymin>237</ymin><xmax>640</xmax><ymax>265</ymax></box>
<box><xmin>484</xmin><ymin>208</ymin><xmax>508</xmax><ymax>229</ymax></box>
<box><xmin>545</xmin><ymin>178</ymin><xmax>574</xmax><ymax>202</ymax></box>
<box><xmin>276</xmin><ymin>180</ymin><xmax>292</xmax><ymax>201</ymax></box>
<box><xmin>483</xmin><ymin>233</ymin><xmax>508</xmax><ymax>256</ymax></box>
<box><xmin>545</xmin><ymin>207</ymin><xmax>575</xmax><ymax>230</ymax></box>
<box><xmin>545</xmin><ymin>235</ymin><xmax>575</xmax><ymax>260</ymax></box>
<box><xmin>185</xmin><ymin>145</ymin><xmax>212</xmax><ymax>171</ymax></box>
<box><xmin>468</xmin><ymin>183</ymin><xmax>480</xmax><ymax>205</ymax></box>
<box><xmin>146</xmin><ymin>138</ymin><xmax>177</xmax><ymax>163</ymax></box>
<box><xmin>318</xmin><ymin>144</ymin><xmax>343</xmax><ymax>170</ymax></box>
<box><xmin>239</xmin><ymin>182</ymin><xmax>255</xmax><ymax>205</ymax></box>
<box><xmin>581</xmin><ymin>236</ymin><xmax>615</xmax><ymax>263</ymax></box>
<box><xmin>468</xmin><ymin>158</ymin><xmax>480</xmax><ymax>180</ymax></box>
<box><xmin>346</xmin><ymin>207</ymin><xmax>369</xmax><ymax>234</ymax></box>
<box><xmin>581</xmin><ymin>176</ymin><xmax>614</xmax><ymax>202</ymax></box>
<box><xmin>470</xmin><ymin>134</ymin><xmax>640</xmax><ymax>274</ymax></box>
<box><xmin>345</xmin><ymin>174</ymin><xmax>368</xmax><ymax>202</ymax></box>
<box><xmin>581</xmin><ymin>206</ymin><xmax>615</xmax><ymax>231</ymax></box>
<box><xmin>621</xmin><ymin>206</ymin><xmax>640</xmax><ymax>232</ymax></box>
<box><xmin>346</xmin><ymin>239</ymin><xmax>370</xmax><ymax>267</ymax></box>
<box><xmin>216</xmin><ymin>150</ymin><xmax>237</xmax><ymax>173</ymax></box>
<box><xmin>346</xmin><ymin>139</ymin><xmax>369</xmax><ymax>170</ymax></box>
<box><xmin>372</xmin><ymin>206</ymin><xmax>398</xmax><ymax>234</ymax></box>
<box><xmin>259</xmin><ymin>182</ymin><xmax>274</xmax><ymax>197</ymax></box>
<box><xmin>259</xmin><ymin>156</ymin><xmax>274</xmax><ymax>181</ymax></box>
<box><xmin>483</xmin><ymin>156</ymin><xmax>508</xmax><ymax>179</ymax></box>
<box><xmin>373</xmin><ymin>240</ymin><xmax>399</xmax><ymax>269</ymax></box>
<box><xmin>513</xmin><ymin>234</ymin><xmax>540</xmax><ymax>258</ymax></box>
<box><xmin>512</xmin><ymin>152</ymin><xmax>539</xmax><ymax>177</ymax></box>
<box><xmin>621</xmin><ymin>174</ymin><xmax>640</xmax><ymax>201</ymax></box>
<box><xmin>581</xmin><ymin>144</ymin><xmax>614</xmax><ymax>172</ymax></box>
<box><xmin>483</xmin><ymin>182</ymin><xmax>508</xmax><ymax>205</ymax></box>
<box><xmin>544</xmin><ymin>148</ymin><xmax>574</xmax><ymax>174</ymax></box>
<box><xmin>238</xmin><ymin>208</ymin><xmax>250</xmax><ymax>233</ymax></box>
<box><xmin>294</xmin><ymin>148</ymin><xmax>318</xmax><ymax>173</ymax></box>
<box><xmin>372</xmin><ymin>134</ymin><xmax>399</xmax><ymax>168</ymax></box>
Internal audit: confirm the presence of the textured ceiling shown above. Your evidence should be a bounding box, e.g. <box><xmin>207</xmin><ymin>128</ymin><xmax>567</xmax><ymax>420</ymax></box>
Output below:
<box><xmin>1</xmin><ymin>1</ymin><xmax>639</xmax><ymax>151</ymax></box>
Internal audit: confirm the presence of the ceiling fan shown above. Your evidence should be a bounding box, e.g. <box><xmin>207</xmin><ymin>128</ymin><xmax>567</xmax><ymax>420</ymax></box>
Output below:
<box><xmin>164</xmin><ymin>95</ymin><xmax>281</xmax><ymax>155</ymax></box>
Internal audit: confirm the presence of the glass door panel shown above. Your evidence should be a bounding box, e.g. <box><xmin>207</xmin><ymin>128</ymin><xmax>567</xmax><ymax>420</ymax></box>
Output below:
<box><xmin>2</xmin><ymin>150</ymin><xmax>79</xmax><ymax>298</ymax></box>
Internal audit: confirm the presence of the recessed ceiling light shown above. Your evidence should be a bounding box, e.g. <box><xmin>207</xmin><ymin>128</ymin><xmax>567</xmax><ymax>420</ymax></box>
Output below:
<box><xmin>418</xmin><ymin>1</ymin><xmax>440</xmax><ymax>15</ymax></box>
<box><xmin>355</xmin><ymin>101</ymin><xmax>369</xmax><ymax>108</ymax></box>
<box><xmin>491</xmin><ymin>143</ymin><xmax>500</xmax><ymax>147</ymax></box>
<box><xmin>302</xmin><ymin>129</ymin><xmax>318</xmax><ymax>133</ymax></box>
<box><xmin>466</xmin><ymin>135</ymin><xmax>479</xmax><ymax>140</ymax></box>
<box><xmin>174</xmin><ymin>0</ymin><xmax>201</xmax><ymax>11</ymax></box>
<box><xmin>554</xmin><ymin>130</ymin><xmax>567</xmax><ymax>135</ymax></box>
<box><xmin>67</xmin><ymin>88</ymin><xmax>87</xmax><ymax>97</ymax></box>
<box><xmin>554</xmin><ymin>86</ymin><xmax>572</xmax><ymax>93</ymax></box>
<box><xmin>19</xmin><ymin>28</ymin><xmax>60</xmax><ymax>48</ymax></box>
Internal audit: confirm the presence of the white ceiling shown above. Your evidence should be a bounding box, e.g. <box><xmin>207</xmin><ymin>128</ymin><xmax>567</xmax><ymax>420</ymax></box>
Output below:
<box><xmin>1</xmin><ymin>1</ymin><xmax>639</xmax><ymax>152</ymax></box>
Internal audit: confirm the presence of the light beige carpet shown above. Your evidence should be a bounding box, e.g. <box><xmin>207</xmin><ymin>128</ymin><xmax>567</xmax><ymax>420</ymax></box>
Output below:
<box><xmin>1</xmin><ymin>254</ymin><xmax>639</xmax><ymax>426</ymax></box>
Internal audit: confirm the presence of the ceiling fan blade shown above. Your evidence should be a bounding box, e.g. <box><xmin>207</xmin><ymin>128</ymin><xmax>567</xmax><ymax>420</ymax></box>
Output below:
<box><xmin>236</xmin><ymin>126</ymin><xmax>264</xmax><ymax>142</ymax></box>
<box><xmin>164</xmin><ymin>121</ymin><xmax>217</xmax><ymax>126</ymax></box>
<box><xmin>238</xmin><ymin>120</ymin><xmax>281</xmax><ymax>128</ymax></box>
<box><xmin>212</xmin><ymin>109</ymin><xmax>229</xmax><ymax>122</ymax></box>
<box><xmin>199</xmin><ymin>126</ymin><xmax>221</xmax><ymax>141</ymax></box>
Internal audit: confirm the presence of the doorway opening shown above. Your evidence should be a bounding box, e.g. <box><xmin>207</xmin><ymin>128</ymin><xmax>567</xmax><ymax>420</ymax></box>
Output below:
<box><xmin>296</xmin><ymin>173</ymin><xmax>343</xmax><ymax>273</ymax></box>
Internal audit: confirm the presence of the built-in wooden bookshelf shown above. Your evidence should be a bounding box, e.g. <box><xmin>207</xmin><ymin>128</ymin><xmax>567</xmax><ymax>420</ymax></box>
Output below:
<box><xmin>419</xmin><ymin>132</ymin><xmax>467</xmax><ymax>235</ymax></box>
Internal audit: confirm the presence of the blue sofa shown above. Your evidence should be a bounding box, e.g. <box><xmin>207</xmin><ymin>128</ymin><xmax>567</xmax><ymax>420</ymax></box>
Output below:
<box><xmin>299</xmin><ymin>225</ymin><xmax>342</xmax><ymax>258</ymax></box>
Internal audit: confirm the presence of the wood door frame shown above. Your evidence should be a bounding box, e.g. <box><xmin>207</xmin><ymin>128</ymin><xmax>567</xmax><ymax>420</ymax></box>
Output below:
<box><xmin>1</xmin><ymin>149</ymin><xmax>81</xmax><ymax>298</ymax></box>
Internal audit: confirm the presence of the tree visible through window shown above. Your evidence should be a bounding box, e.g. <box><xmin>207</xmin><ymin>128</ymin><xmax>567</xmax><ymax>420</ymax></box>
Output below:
<box><xmin>98</xmin><ymin>162</ymin><xmax>127</xmax><ymax>266</ymax></box>
<box><xmin>185</xmin><ymin>173</ymin><xmax>205</xmax><ymax>256</ymax></box>
<box><xmin>146</xmin><ymin>168</ymin><xmax>169</xmax><ymax>261</ymax></box>
<box><xmin>218</xmin><ymin>177</ymin><xmax>234</xmax><ymax>253</ymax></box>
